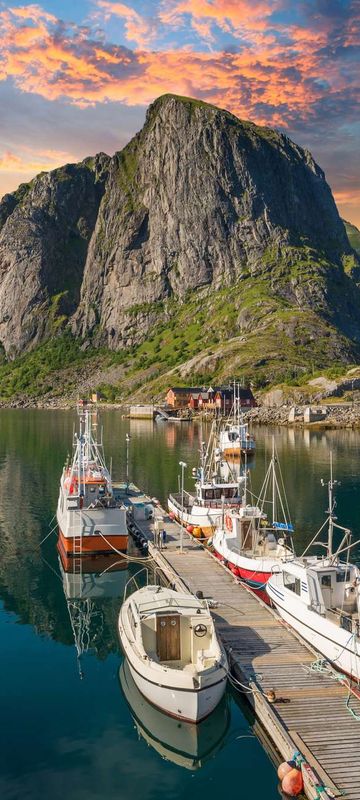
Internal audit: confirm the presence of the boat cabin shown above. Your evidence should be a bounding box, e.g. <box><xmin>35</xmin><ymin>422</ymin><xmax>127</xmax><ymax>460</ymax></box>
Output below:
<box><xmin>279</xmin><ymin>560</ymin><xmax>360</xmax><ymax>625</ymax></box>
<box><xmin>62</xmin><ymin>463</ymin><xmax>115</xmax><ymax>512</ymax></box>
<box><xmin>129</xmin><ymin>591</ymin><xmax>217</xmax><ymax>670</ymax></box>
<box><xmin>221</xmin><ymin>508</ymin><xmax>291</xmax><ymax>558</ymax></box>
<box><xmin>196</xmin><ymin>481</ymin><xmax>242</xmax><ymax>506</ymax></box>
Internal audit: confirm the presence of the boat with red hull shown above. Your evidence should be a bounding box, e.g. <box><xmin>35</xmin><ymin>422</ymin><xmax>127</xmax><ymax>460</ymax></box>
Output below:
<box><xmin>211</xmin><ymin>440</ymin><xmax>295</xmax><ymax>592</ymax></box>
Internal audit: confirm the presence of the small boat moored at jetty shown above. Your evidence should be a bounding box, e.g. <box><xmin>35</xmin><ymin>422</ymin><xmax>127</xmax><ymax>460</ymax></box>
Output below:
<box><xmin>211</xmin><ymin>441</ymin><xmax>294</xmax><ymax>589</ymax></box>
<box><xmin>119</xmin><ymin>660</ymin><xmax>230</xmax><ymax>769</ymax></box>
<box><xmin>267</xmin><ymin>461</ymin><xmax>360</xmax><ymax>682</ymax></box>
<box><xmin>57</xmin><ymin>403</ymin><xmax>128</xmax><ymax>557</ymax></box>
<box><xmin>118</xmin><ymin>578</ymin><xmax>228</xmax><ymax>722</ymax></box>
<box><xmin>218</xmin><ymin>382</ymin><xmax>255</xmax><ymax>458</ymax></box>
<box><xmin>168</xmin><ymin>421</ymin><xmax>245</xmax><ymax>538</ymax></box>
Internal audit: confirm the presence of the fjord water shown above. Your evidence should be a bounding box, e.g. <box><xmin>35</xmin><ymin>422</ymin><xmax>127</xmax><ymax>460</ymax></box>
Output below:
<box><xmin>1</xmin><ymin>411</ymin><xmax>360</xmax><ymax>800</ymax></box>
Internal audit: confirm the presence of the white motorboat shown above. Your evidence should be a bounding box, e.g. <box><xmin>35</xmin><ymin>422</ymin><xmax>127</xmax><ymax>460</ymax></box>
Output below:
<box><xmin>218</xmin><ymin>382</ymin><xmax>255</xmax><ymax>458</ymax></box>
<box><xmin>168</xmin><ymin>420</ymin><xmax>245</xmax><ymax>538</ymax></box>
<box><xmin>57</xmin><ymin>402</ymin><xmax>128</xmax><ymax>557</ymax></box>
<box><xmin>118</xmin><ymin>581</ymin><xmax>228</xmax><ymax>722</ymax></box>
<box><xmin>212</xmin><ymin>441</ymin><xmax>294</xmax><ymax>590</ymax></box>
<box><xmin>267</xmin><ymin>460</ymin><xmax>360</xmax><ymax>681</ymax></box>
<box><xmin>119</xmin><ymin>660</ymin><xmax>230</xmax><ymax>769</ymax></box>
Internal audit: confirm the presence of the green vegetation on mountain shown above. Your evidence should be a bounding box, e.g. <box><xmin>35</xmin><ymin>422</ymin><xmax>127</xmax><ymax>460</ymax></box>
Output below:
<box><xmin>344</xmin><ymin>220</ymin><xmax>360</xmax><ymax>256</ymax></box>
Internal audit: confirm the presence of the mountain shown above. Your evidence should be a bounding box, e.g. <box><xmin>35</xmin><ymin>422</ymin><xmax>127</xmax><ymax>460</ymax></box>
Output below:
<box><xmin>0</xmin><ymin>94</ymin><xmax>359</xmax><ymax>402</ymax></box>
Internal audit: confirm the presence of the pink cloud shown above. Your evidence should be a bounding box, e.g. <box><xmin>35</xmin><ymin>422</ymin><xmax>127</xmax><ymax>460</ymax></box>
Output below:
<box><xmin>0</xmin><ymin>146</ymin><xmax>78</xmax><ymax>174</ymax></box>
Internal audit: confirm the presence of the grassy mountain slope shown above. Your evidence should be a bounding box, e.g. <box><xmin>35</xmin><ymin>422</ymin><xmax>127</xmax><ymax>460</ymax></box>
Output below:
<box><xmin>344</xmin><ymin>220</ymin><xmax>360</xmax><ymax>256</ymax></box>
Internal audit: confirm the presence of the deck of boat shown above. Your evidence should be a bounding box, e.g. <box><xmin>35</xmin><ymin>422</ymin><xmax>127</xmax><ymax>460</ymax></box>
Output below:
<box><xmin>115</xmin><ymin>483</ymin><xmax>360</xmax><ymax>800</ymax></box>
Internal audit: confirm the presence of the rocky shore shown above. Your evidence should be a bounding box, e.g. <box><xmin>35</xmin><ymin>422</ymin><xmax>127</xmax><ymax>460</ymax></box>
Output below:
<box><xmin>242</xmin><ymin>404</ymin><xmax>360</xmax><ymax>428</ymax></box>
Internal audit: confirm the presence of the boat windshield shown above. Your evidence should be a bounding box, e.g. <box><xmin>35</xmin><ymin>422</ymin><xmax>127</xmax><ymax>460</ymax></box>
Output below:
<box><xmin>136</xmin><ymin>596</ymin><xmax>207</xmax><ymax>615</ymax></box>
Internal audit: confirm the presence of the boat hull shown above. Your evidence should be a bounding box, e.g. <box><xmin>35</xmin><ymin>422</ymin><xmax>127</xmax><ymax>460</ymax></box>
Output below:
<box><xmin>126</xmin><ymin>660</ymin><xmax>226</xmax><ymax>724</ymax></box>
<box><xmin>222</xmin><ymin>446</ymin><xmax>255</xmax><ymax>458</ymax></box>
<box><xmin>267</xmin><ymin>580</ymin><xmax>360</xmax><ymax>682</ymax></box>
<box><xmin>212</xmin><ymin>539</ymin><xmax>273</xmax><ymax>589</ymax></box>
<box><xmin>168</xmin><ymin>496</ymin><xmax>240</xmax><ymax>537</ymax></box>
<box><xmin>118</xmin><ymin>600</ymin><xmax>227</xmax><ymax>723</ymax></box>
<box><xmin>58</xmin><ymin>529</ymin><xmax>128</xmax><ymax>556</ymax></box>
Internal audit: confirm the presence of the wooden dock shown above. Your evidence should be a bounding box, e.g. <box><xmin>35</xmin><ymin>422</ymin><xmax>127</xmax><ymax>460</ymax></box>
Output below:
<box><xmin>118</xmin><ymin>484</ymin><xmax>360</xmax><ymax>800</ymax></box>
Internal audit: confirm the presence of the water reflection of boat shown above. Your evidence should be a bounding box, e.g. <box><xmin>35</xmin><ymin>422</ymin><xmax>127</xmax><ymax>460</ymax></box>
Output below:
<box><xmin>59</xmin><ymin>550</ymin><xmax>128</xmax><ymax>599</ymax></box>
<box><xmin>119</xmin><ymin>660</ymin><xmax>230</xmax><ymax>769</ymax></box>
<box><xmin>58</xmin><ymin>550</ymin><xmax>128</xmax><ymax>674</ymax></box>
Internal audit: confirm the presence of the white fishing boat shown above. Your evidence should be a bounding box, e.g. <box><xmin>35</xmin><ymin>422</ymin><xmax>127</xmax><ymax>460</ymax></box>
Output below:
<box><xmin>119</xmin><ymin>660</ymin><xmax>230</xmax><ymax>769</ymax></box>
<box><xmin>218</xmin><ymin>382</ymin><xmax>255</xmax><ymax>458</ymax></box>
<box><xmin>57</xmin><ymin>403</ymin><xmax>128</xmax><ymax>558</ymax></box>
<box><xmin>212</xmin><ymin>441</ymin><xmax>294</xmax><ymax>589</ymax></box>
<box><xmin>118</xmin><ymin>578</ymin><xmax>228</xmax><ymax>722</ymax></box>
<box><xmin>267</xmin><ymin>459</ymin><xmax>360</xmax><ymax>681</ymax></box>
<box><xmin>168</xmin><ymin>420</ymin><xmax>245</xmax><ymax>538</ymax></box>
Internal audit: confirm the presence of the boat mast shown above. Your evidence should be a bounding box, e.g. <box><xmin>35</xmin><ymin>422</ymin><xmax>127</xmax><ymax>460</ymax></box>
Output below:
<box><xmin>272</xmin><ymin>436</ymin><xmax>276</xmax><ymax>524</ymax></box>
<box><xmin>326</xmin><ymin>452</ymin><xmax>337</xmax><ymax>558</ymax></box>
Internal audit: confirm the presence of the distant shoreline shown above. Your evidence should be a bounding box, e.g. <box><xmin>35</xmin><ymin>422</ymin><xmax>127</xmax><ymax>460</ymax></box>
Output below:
<box><xmin>2</xmin><ymin>397</ymin><xmax>360</xmax><ymax>429</ymax></box>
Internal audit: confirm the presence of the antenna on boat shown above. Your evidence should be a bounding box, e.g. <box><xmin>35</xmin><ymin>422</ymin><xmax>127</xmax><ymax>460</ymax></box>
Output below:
<box><xmin>272</xmin><ymin>436</ymin><xmax>276</xmax><ymax>524</ymax></box>
<box><xmin>321</xmin><ymin>451</ymin><xmax>338</xmax><ymax>557</ymax></box>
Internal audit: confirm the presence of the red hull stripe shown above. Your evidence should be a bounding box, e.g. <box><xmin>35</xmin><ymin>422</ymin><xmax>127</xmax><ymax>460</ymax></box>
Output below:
<box><xmin>213</xmin><ymin>550</ymin><xmax>270</xmax><ymax>586</ymax></box>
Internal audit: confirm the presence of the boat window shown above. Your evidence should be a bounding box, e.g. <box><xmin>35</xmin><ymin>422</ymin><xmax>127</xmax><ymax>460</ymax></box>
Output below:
<box><xmin>214</xmin><ymin>489</ymin><xmax>222</xmax><ymax>500</ymax></box>
<box><xmin>336</xmin><ymin>570</ymin><xmax>351</xmax><ymax>583</ymax></box>
<box><xmin>321</xmin><ymin>575</ymin><xmax>331</xmax><ymax>587</ymax></box>
<box><xmin>205</xmin><ymin>489</ymin><xmax>214</xmax><ymax>500</ymax></box>
<box><xmin>283</xmin><ymin>572</ymin><xmax>301</xmax><ymax>595</ymax></box>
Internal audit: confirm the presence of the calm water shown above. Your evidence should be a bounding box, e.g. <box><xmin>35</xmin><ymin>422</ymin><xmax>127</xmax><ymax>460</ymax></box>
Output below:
<box><xmin>1</xmin><ymin>410</ymin><xmax>360</xmax><ymax>800</ymax></box>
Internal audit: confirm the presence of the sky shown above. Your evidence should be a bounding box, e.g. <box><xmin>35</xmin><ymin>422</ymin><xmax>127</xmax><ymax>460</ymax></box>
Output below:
<box><xmin>0</xmin><ymin>0</ymin><xmax>359</xmax><ymax>227</ymax></box>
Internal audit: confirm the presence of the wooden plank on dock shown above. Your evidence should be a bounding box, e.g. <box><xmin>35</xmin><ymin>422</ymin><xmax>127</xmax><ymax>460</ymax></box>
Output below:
<box><xmin>125</xmin><ymin>487</ymin><xmax>360</xmax><ymax>800</ymax></box>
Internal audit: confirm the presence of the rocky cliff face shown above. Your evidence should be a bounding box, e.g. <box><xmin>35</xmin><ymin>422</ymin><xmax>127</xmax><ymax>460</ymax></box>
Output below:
<box><xmin>73</xmin><ymin>95</ymin><xmax>356</xmax><ymax>350</ymax></box>
<box><xmin>0</xmin><ymin>154</ymin><xmax>109</xmax><ymax>356</ymax></box>
<box><xmin>0</xmin><ymin>94</ymin><xmax>358</xmax><ymax>362</ymax></box>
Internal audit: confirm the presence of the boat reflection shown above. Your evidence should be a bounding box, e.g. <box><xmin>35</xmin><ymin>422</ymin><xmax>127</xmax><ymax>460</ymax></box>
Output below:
<box><xmin>119</xmin><ymin>660</ymin><xmax>230</xmax><ymax>769</ymax></box>
<box><xmin>58</xmin><ymin>548</ymin><xmax>128</xmax><ymax>598</ymax></box>
<box><xmin>58</xmin><ymin>548</ymin><xmax>128</xmax><ymax>673</ymax></box>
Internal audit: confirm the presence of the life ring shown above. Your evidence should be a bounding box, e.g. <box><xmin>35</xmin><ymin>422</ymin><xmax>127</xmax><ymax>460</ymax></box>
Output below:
<box><xmin>225</xmin><ymin>514</ymin><xmax>233</xmax><ymax>532</ymax></box>
<box><xmin>194</xmin><ymin>623</ymin><xmax>207</xmax><ymax>637</ymax></box>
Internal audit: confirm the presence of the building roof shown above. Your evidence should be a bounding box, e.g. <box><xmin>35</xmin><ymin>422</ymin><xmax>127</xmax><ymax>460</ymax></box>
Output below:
<box><xmin>167</xmin><ymin>385</ymin><xmax>255</xmax><ymax>400</ymax></box>
<box><xmin>167</xmin><ymin>386</ymin><xmax>203</xmax><ymax>394</ymax></box>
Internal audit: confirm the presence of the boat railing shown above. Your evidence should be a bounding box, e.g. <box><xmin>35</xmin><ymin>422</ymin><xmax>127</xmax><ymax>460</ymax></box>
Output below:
<box><xmin>324</xmin><ymin>606</ymin><xmax>360</xmax><ymax>635</ymax></box>
<box><xmin>123</xmin><ymin>567</ymin><xmax>150</xmax><ymax>602</ymax></box>
<box><xmin>123</xmin><ymin>564</ymin><xmax>170</xmax><ymax>602</ymax></box>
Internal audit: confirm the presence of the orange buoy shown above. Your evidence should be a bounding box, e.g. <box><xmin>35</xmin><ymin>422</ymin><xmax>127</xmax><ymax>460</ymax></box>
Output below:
<box><xmin>281</xmin><ymin>768</ymin><xmax>303</xmax><ymax>796</ymax></box>
<box><xmin>186</xmin><ymin>525</ymin><xmax>194</xmax><ymax>533</ymax></box>
<box><xmin>277</xmin><ymin>762</ymin><xmax>293</xmax><ymax>781</ymax></box>
<box><xmin>193</xmin><ymin>526</ymin><xmax>202</xmax><ymax>538</ymax></box>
